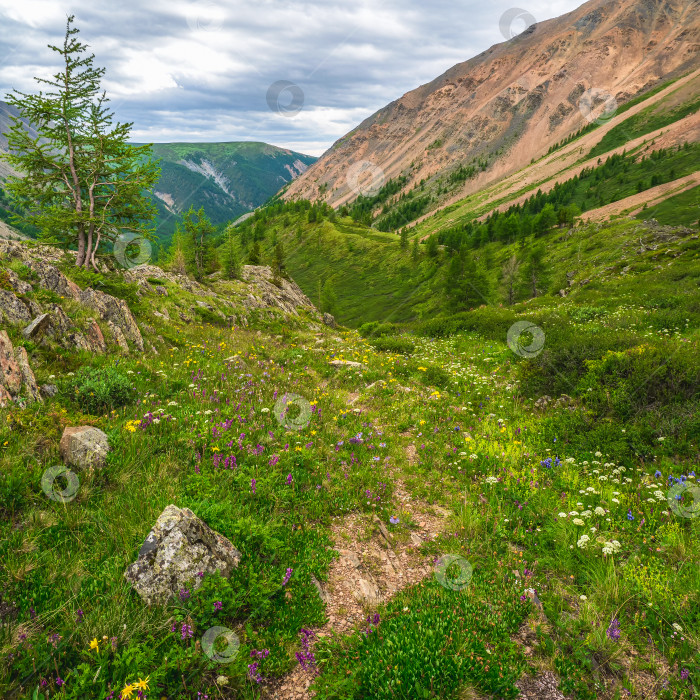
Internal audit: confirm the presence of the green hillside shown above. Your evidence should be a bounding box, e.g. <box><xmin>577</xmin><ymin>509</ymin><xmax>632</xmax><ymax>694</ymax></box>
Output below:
<box><xmin>140</xmin><ymin>141</ymin><xmax>316</xmax><ymax>245</ymax></box>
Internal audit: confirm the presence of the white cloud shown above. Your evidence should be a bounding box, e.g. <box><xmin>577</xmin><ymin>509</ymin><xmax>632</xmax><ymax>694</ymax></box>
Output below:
<box><xmin>0</xmin><ymin>0</ymin><xmax>584</xmax><ymax>156</ymax></box>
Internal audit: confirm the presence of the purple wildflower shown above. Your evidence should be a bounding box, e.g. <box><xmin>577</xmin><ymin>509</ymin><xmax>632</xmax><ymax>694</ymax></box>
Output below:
<box><xmin>606</xmin><ymin>618</ymin><xmax>621</xmax><ymax>641</ymax></box>
<box><xmin>282</xmin><ymin>567</ymin><xmax>293</xmax><ymax>586</ymax></box>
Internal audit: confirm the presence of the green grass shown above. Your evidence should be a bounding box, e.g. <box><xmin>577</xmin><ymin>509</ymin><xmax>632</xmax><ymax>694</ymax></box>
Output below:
<box><xmin>0</xmin><ymin>232</ymin><xmax>699</xmax><ymax>698</ymax></box>
<box><xmin>636</xmin><ymin>185</ymin><xmax>700</xmax><ymax>227</ymax></box>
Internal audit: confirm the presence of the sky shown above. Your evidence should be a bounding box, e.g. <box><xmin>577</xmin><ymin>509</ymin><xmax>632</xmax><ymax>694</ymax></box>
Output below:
<box><xmin>0</xmin><ymin>0</ymin><xmax>584</xmax><ymax>157</ymax></box>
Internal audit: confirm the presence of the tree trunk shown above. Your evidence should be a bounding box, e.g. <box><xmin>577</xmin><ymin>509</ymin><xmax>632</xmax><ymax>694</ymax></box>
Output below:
<box><xmin>90</xmin><ymin>231</ymin><xmax>101</xmax><ymax>271</ymax></box>
<box><xmin>76</xmin><ymin>225</ymin><xmax>86</xmax><ymax>267</ymax></box>
<box><xmin>84</xmin><ymin>225</ymin><xmax>93</xmax><ymax>269</ymax></box>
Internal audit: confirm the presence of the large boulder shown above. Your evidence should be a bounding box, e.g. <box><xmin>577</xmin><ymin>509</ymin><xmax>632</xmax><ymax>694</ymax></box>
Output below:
<box><xmin>59</xmin><ymin>426</ymin><xmax>110</xmax><ymax>470</ymax></box>
<box><xmin>124</xmin><ymin>505</ymin><xmax>242</xmax><ymax>606</ymax></box>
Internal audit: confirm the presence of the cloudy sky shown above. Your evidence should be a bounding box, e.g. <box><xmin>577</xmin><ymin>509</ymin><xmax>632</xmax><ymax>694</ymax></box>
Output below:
<box><xmin>0</xmin><ymin>0</ymin><xmax>583</xmax><ymax>156</ymax></box>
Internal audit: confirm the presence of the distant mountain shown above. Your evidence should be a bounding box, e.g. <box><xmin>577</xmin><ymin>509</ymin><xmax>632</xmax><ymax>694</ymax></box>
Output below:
<box><xmin>0</xmin><ymin>101</ymin><xmax>316</xmax><ymax>242</ymax></box>
<box><xmin>141</xmin><ymin>142</ymin><xmax>316</xmax><ymax>241</ymax></box>
<box><xmin>284</xmin><ymin>0</ymin><xmax>699</xmax><ymax>221</ymax></box>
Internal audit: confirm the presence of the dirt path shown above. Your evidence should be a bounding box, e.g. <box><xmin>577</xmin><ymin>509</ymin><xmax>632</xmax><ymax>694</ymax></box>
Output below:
<box><xmin>263</xmin><ymin>443</ymin><xmax>452</xmax><ymax>699</ymax></box>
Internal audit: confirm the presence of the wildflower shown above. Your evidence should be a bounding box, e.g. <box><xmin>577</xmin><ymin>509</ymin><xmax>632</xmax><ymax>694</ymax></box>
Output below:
<box><xmin>681</xmin><ymin>668</ymin><xmax>689</xmax><ymax>680</ymax></box>
<box><xmin>606</xmin><ymin>618</ymin><xmax>621</xmax><ymax>641</ymax></box>
<box><xmin>134</xmin><ymin>677</ymin><xmax>150</xmax><ymax>691</ymax></box>
<box><xmin>627</xmin><ymin>510</ymin><xmax>634</xmax><ymax>521</ymax></box>
<box><xmin>251</xmin><ymin>478</ymin><xmax>257</xmax><ymax>494</ymax></box>
<box><xmin>282</xmin><ymin>567</ymin><xmax>293</xmax><ymax>586</ymax></box>
<box><xmin>214</xmin><ymin>601</ymin><xmax>223</xmax><ymax>611</ymax></box>
<box><xmin>181</xmin><ymin>623</ymin><xmax>193</xmax><ymax>639</ymax></box>
<box><xmin>179</xmin><ymin>588</ymin><xmax>190</xmax><ymax>602</ymax></box>
<box><xmin>389</xmin><ymin>516</ymin><xmax>399</xmax><ymax>525</ymax></box>
<box><xmin>577</xmin><ymin>535</ymin><xmax>590</xmax><ymax>549</ymax></box>
<box><xmin>594</xmin><ymin>507</ymin><xmax>605</xmax><ymax>516</ymax></box>
<box><xmin>573</xmin><ymin>518</ymin><xmax>585</xmax><ymax>526</ymax></box>
<box><xmin>673</xmin><ymin>623</ymin><xmax>683</xmax><ymax>633</ymax></box>
<box><xmin>558</xmin><ymin>512</ymin><xmax>567</xmax><ymax>518</ymax></box>
<box><xmin>580</xmin><ymin>595</ymin><xmax>587</xmax><ymax>601</ymax></box>
<box><xmin>89</xmin><ymin>638</ymin><xmax>99</xmax><ymax>652</ymax></box>
<box><xmin>120</xmin><ymin>684</ymin><xmax>135</xmax><ymax>699</ymax></box>
<box><xmin>286</xmin><ymin>473</ymin><xmax>293</xmax><ymax>485</ymax></box>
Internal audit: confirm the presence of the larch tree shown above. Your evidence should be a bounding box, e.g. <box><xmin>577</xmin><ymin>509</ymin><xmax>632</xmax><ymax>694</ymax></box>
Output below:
<box><xmin>1</xmin><ymin>16</ymin><xmax>160</xmax><ymax>269</ymax></box>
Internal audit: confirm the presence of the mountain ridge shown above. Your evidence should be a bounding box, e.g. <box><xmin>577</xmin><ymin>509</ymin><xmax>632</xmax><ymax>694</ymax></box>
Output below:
<box><xmin>283</xmin><ymin>0</ymin><xmax>700</xmax><ymax>217</ymax></box>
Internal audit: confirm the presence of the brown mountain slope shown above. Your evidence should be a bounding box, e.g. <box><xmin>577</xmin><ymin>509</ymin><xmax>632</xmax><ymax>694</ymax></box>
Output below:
<box><xmin>283</xmin><ymin>0</ymin><xmax>700</xmax><ymax>209</ymax></box>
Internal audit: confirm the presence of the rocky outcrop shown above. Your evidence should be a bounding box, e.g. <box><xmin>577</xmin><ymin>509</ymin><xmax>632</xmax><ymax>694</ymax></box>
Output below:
<box><xmin>238</xmin><ymin>266</ymin><xmax>315</xmax><ymax>316</ymax></box>
<box><xmin>0</xmin><ymin>289</ymin><xmax>32</xmax><ymax>324</ymax></box>
<box><xmin>59</xmin><ymin>426</ymin><xmax>110</xmax><ymax>470</ymax></box>
<box><xmin>86</xmin><ymin>320</ymin><xmax>107</xmax><ymax>354</ymax></box>
<box><xmin>14</xmin><ymin>346</ymin><xmax>41</xmax><ymax>403</ymax></box>
<box><xmin>0</xmin><ymin>330</ymin><xmax>22</xmax><ymax>395</ymax></box>
<box><xmin>124</xmin><ymin>505</ymin><xmax>242</xmax><ymax>606</ymax></box>
<box><xmin>25</xmin><ymin>259</ymin><xmax>81</xmax><ymax>300</ymax></box>
<box><xmin>80</xmin><ymin>287</ymin><xmax>144</xmax><ymax>351</ymax></box>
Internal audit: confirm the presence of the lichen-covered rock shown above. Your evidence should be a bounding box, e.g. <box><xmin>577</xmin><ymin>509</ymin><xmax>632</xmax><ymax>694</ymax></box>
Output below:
<box><xmin>107</xmin><ymin>321</ymin><xmax>130</xmax><ymax>353</ymax></box>
<box><xmin>0</xmin><ymin>331</ymin><xmax>21</xmax><ymax>395</ymax></box>
<box><xmin>322</xmin><ymin>313</ymin><xmax>337</xmax><ymax>328</ymax></box>
<box><xmin>124</xmin><ymin>504</ymin><xmax>242</xmax><ymax>606</ymax></box>
<box><xmin>14</xmin><ymin>346</ymin><xmax>41</xmax><ymax>403</ymax></box>
<box><xmin>80</xmin><ymin>287</ymin><xmax>144</xmax><ymax>351</ymax></box>
<box><xmin>23</xmin><ymin>314</ymin><xmax>52</xmax><ymax>341</ymax></box>
<box><xmin>40</xmin><ymin>384</ymin><xmax>58</xmax><ymax>398</ymax></box>
<box><xmin>86</xmin><ymin>320</ymin><xmax>107</xmax><ymax>354</ymax></box>
<box><xmin>25</xmin><ymin>260</ymin><xmax>81</xmax><ymax>300</ymax></box>
<box><xmin>0</xmin><ymin>289</ymin><xmax>32</xmax><ymax>325</ymax></box>
<box><xmin>59</xmin><ymin>426</ymin><xmax>110</xmax><ymax>470</ymax></box>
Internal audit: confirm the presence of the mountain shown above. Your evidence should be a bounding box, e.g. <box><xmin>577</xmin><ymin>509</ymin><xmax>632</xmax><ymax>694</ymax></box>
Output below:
<box><xmin>283</xmin><ymin>0</ymin><xmax>699</xmax><ymax>219</ymax></box>
<box><xmin>141</xmin><ymin>141</ymin><xmax>316</xmax><ymax>240</ymax></box>
<box><xmin>0</xmin><ymin>101</ymin><xmax>316</xmax><ymax>241</ymax></box>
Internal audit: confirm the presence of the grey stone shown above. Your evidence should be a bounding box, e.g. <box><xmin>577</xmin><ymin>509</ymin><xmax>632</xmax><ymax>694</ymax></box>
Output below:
<box><xmin>59</xmin><ymin>426</ymin><xmax>110</xmax><ymax>470</ymax></box>
<box><xmin>155</xmin><ymin>285</ymin><xmax>168</xmax><ymax>296</ymax></box>
<box><xmin>14</xmin><ymin>346</ymin><xmax>41</xmax><ymax>403</ymax></box>
<box><xmin>124</xmin><ymin>504</ymin><xmax>242</xmax><ymax>606</ymax></box>
<box><xmin>330</xmin><ymin>359</ymin><xmax>365</xmax><ymax>369</ymax></box>
<box><xmin>23</xmin><ymin>314</ymin><xmax>51</xmax><ymax>340</ymax></box>
<box><xmin>40</xmin><ymin>384</ymin><xmax>58</xmax><ymax>398</ymax></box>
<box><xmin>0</xmin><ymin>289</ymin><xmax>31</xmax><ymax>324</ymax></box>
<box><xmin>322</xmin><ymin>313</ymin><xmax>337</xmax><ymax>328</ymax></box>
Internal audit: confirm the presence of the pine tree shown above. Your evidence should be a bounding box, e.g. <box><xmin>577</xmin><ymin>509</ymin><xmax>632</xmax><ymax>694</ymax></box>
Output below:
<box><xmin>248</xmin><ymin>241</ymin><xmax>262</xmax><ymax>265</ymax></box>
<box><xmin>400</xmin><ymin>228</ymin><xmax>409</xmax><ymax>250</ymax></box>
<box><xmin>411</xmin><ymin>238</ymin><xmax>419</xmax><ymax>263</ymax></box>
<box><xmin>0</xmin><ymin>16</ymin><xmax>159</xmax><ymax>269</ymax></box>
<box><xmin>222</xmin><ymin>230</ymin><xmax>240</xmax><ymax>280</ymax></box>
<box><xmin>320</xmin><ymin>278</ymin><xmax>337</xmax><ymax>314</ymax></box>
<box><xmin>501</xmin><ymin>254</ymin><xmax>520</xmax><ymax>305</ymax></box>
<box><xmin>272</xmin><ymin>242</ymin><xmax>286</xmax><ymax>285</ymax></box>
<box><xmin>179</xmin><ymin>206</ymin><xmax>215</xmax><ymax>280</ymax></box>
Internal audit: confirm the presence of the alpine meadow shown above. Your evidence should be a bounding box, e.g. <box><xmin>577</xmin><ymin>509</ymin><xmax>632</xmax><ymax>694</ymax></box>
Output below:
<box><xmin>0</xmin><ymin>1</ymin><xmax>699</xmax><ymax>700</ymax></box>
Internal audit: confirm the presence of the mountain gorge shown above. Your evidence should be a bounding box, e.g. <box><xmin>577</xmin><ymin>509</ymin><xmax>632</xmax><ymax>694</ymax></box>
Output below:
<box><xmin>0</xmin><ymin>100</ymin><xmax>316</xmax><ymax>242</ymax></box>
<box><xmin>284</xmin><ymin>0</ymin><xmax>699</xmax><ymax>219</ymax></box>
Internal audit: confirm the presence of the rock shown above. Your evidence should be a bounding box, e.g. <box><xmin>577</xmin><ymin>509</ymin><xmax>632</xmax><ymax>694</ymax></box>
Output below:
<box><xmin>0</xmin><ymin>384</ymin><xmax>13</xmax><ymax>407</ymax></box>
<box><xmin>0</xmin><ymin>331</ymin><xmax>22</xmax><ymax>395</ymax></box>
<box><xmin>25</xmin><ymin>260</ymin><xmax>81</xmax><ymax>300</ymax></box>
<box><xmin>80</xmin><ymin>287</ymin><xmax>144</xmax><ymax>351</ymax></box>
<box><xmin>338</xmin><ymin>549</ymin><xmax>361</xmax><ymax>569</ymax></box>
<box><xmin>23</xmin><ymin>314</ymin><xmax>52</xmax><ymax>341</ymax></box>
<box><xmin>355</xmin><ymin>578</ymin><xmax>382</xmax><ymax>605</ymax></box>
<box><xmin>124</xmin><ymin>504</ymin><xmax>242</xmax><ymax>606</ymax></box>
<box><xmin>47</xmin><ymin>305</ymin><xmax>74</xmax><ymax>335</ymax></box>
<box><xmin>155</xmin><ymin>285</ymin><xmax>168</xmax><ymax>296</ymax></box>
<box><xmin>3</xmin><ymin>269</ymin><xmax>32</xmax><ymax>295</ymax></box>
<box><xmin>322</xmin><ymin>313</ymin><xmax>337</xmax><ymax>328</ymax></box>
<box><xmin>108</xmin><ymin>321</ymin><xmax>130</xmax><ymax>353</ymax></box>
<box><xmin>14</xmin><ymin>346</ymin><xmax>41</xmax><ymax>403</ymax></box>
<box><xmin>59</xmin><ymin>426</ymin><xmax>110</xmax><ymax>470</ymax></box>
<box><xmin>40</xmin><ymin>384</ymin><xmax>58</xmax><ymax>398</ymax></box>
<box><xmin>524</xmin><ymin>587</ymin><xmax>543</xmax><ymax>609</ymax></box>
<box><xmin>86</xmin><ymin>320</ymin><xmax>107</xmax><ymax>354</ymax></box>
<box><xmin>196</xmin><ymin>300</ymin><xmax>214</xmax><ymax>311</ymax></box>
<box><xmin>330</xmin><ymin>360</ymin><xmax>365</xmax><ymax>369</ymax></box>
<box><xmin>65</xmin><ymin>331</ymin><xmax>92</xmax><ymax>352</ymax></box>
<box><xmin>0</xmin><ymin>289</ymin><xmax>32</xmax><ymax>324</ymax></box>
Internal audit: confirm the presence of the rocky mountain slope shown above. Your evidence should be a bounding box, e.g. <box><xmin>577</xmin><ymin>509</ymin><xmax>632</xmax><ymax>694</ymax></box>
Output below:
<box><xmin>284</xmin><ymin>0</ymin><xmax>699</xmax><ymax>211</ymax></box>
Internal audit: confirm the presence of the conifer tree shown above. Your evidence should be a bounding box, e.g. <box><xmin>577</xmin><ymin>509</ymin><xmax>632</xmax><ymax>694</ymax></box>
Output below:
<box><xmin>1</xmin><ymin>16</ymin><xmax>159</xmax><ymax>269</ymax></box>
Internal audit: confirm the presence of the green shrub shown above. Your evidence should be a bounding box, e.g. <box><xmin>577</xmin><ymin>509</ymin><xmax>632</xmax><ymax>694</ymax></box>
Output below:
<box><xmin>65</xmin><ymin>365</ymin><xmax>135</xmax><ymax>415</ymax></box>
<box><xmin>370</xmin><ymin>336</ymin><xmax>415</xmax><ymax>354</ymax></box>
<box><xmin>358</xmin><ymin>321</ymin><xmax>400</xmax><ymax>338</ymax></box>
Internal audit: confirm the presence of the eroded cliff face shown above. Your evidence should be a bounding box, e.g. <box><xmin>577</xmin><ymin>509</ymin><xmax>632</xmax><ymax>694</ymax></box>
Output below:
<box><xmin>283</xmin><ymin>0</ymin><xmax>700</xmax><ymax>209</ymax></box>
